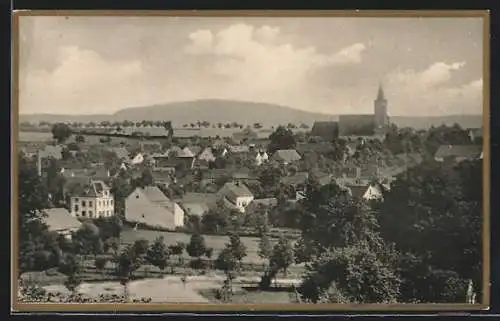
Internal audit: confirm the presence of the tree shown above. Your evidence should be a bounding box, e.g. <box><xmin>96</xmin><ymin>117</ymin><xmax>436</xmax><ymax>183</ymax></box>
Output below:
<box><xmin>59</xmin><ymin>253</ymin><xmax>82</xmax><ymax>293</ymax></box>
<box><xmin>257</xmin><ymin>234</ymin><xmax>273</xmax><ymax>266</ymax></box>
<box><xmin>299</xmin><ymin>245</ymin><xmax>401</xmax><ymax>304</ymax></box>
<box><xmin>104</xmin><ymin>237</ymin><xmax>120</xmax><ymax>256</ymax></box>
<box><xmin>269</xmin><ymin>235</ymin><xmax>294</xmax><ymax>276</ymax></box>
<box><xmin>378</xmin><ymin>159</ymin><xmax>482</xmax><ymax>303</ymax></box>
<box><xmin>227</xmin><ymin>233</ymin><xmax>247</xmax><ymax>267</ymax></box>
<box><xmin>146</xmin><ymin>236</ymin><xmax>170</xmax><ymax>275</ymax></box>
<box><xmin>214</xmin><ymin>248</ymin><xmax>238</xmax><ymax>295</ymax></box>
<box><xmin>268</xmin><ymin>126</ymin><xmax>297</xmax><ymax>154</ymax></box>
<box><xmin>73</xmin><ymin>222</ymin><xmax>101</xmax><ymax>257</ymax></box>
<box><xmin>95</xmin><ymin>256</ymin><xmax>108</xmax><ymax>275</ymax></box>
<box><xmin>51</xmin><ymin>123</ymin><xmax>73</xmax><ymax>144</ymax></box>
<box><xmin>186</xmin><ymin>233</ymin><xmax>207</xmax><ymax>263</ymax></box>
<box><xmin>18</xmin><ymin>157</ymin><xmax>50</xmax><ymax>273</ymax></box>
<box><xmin>169</xmin><ymin>242</ymin><xmax>185</xmax><ymax>265</ymax></box>
<box><xmin>295</xmin><ymin>180</ymin><xmax>402</xmax><ymax>304</ymax></box>
<box><xmin>116</xmin><ymin>244</ymin><xmax>143</xmax><ymax>300</ymax></box>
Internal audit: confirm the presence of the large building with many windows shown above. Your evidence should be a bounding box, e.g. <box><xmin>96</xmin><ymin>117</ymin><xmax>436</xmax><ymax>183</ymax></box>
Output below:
<box><xmin>70</xmin><ymin>180</ymin><xmax>115</xmax><ymax>219</ymax></box>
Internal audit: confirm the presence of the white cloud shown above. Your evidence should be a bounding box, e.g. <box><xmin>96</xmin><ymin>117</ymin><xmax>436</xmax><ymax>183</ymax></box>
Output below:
<box><xmin>387</xmin><ymin>62</ymin><xmax>482</xmax><ymax>115</ymax></box>
<box><xmin>20</xmin><ymin>46</ymin><xmax>145</xmax><ymax>114</ymax></box>
<box><xmin>184</xmin><ymin>23</ymin><xmax>367</xmax><ymax>92</ymax></box>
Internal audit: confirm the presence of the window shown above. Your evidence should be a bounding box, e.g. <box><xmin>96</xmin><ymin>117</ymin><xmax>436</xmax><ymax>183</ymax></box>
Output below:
<box><xmin>136</xmin><ymin>195</ymin><xmax>140</xmax><ymax>199</ymax></box>
<box><xmin>82</xmin><ymin>201</ymin><xmax>86</xmax><ymax>207</ymax></box>
<box><xmin>82</xmin><ymin>211</ymin><xmax>86</xmax><ymax>217</ymax></box>
<box><xmin>74</xmin><ymin>198</ymin><xmax>79</xmax><ymax>202</ymax></box>
<box><xmin>89</xmin><ymin>211</ymin><xmax>93</xmax><ymax>218</ymax></box>
<box><xmin>107</xmin><ymin>200</ymin><xmax>109</xmax><ymax>206</ymax></box>
<box><xmin>74</xmin><ymin>205</ymin><xmax>79</xmax><ymax>212</ymax></box>
<box><xmin>110</xmin><ymin>200</ymin><xmax>114</xmax><ymax>205</ymax></box>
<box><xmin>89</xmin><ymin>201</ymin><xmax>93</xmax><ymax>207</ymax></box>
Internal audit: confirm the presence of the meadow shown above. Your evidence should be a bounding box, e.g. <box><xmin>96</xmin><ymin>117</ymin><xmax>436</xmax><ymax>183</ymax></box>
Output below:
<box><xmin>120</xmin><ymin>228</ymin><xmax>288</xmax><ymax>265</ymax></box>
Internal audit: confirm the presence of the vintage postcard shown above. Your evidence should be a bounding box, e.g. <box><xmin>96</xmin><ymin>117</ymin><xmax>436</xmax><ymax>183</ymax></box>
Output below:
<box><xmin>11</xmin><ymin>10</ymin><xmax>490</xmax><ymax>312</ymax></box>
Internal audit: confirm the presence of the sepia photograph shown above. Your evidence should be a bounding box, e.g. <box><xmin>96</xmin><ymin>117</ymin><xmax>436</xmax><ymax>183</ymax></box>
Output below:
<box><xmin>12</xmin><ymin>10</ymin><xmax>489</xmax><ymax>311</ymax></box>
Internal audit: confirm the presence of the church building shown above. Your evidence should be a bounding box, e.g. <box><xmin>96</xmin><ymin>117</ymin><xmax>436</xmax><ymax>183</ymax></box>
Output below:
<box><xmin>311</xmin><ymin>84</ymin><xmax>390</xmax><ymax>142</ymax></box>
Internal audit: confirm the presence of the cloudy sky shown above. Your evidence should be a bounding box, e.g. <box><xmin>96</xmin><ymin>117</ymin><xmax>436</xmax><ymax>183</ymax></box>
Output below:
<box><xmin>18</xmin><ymin>15</ymin><xmax>484</xmax><ymax>116</ymax></box>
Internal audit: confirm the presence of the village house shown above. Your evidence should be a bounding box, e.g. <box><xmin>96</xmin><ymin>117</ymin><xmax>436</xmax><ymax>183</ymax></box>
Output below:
<box><xmin>70</xmin><ymin>180</ymin><xmax>115</xmax><ymax>219</ymax></box>
<box><xmin>271</xmin><ymin>149</ymin><xmax>302</xmax><ymax>165</ymax></box>
<box><xmin>434</xmin><ymin>145</ymin><xmax>483</xmax><ymax>163</ymax></box>
<box><xmin>42</xmin><ymin>207</ymin><xmax>82</xmax><ymax>239</ymax></box>
<box><xmin>37</xmin><ymin>145</ymin><xmax>64</xmax><ymax>176</ymax></box>
<box><xmin>129</xmin><ymin>152</ymin><xmax>145</xmax><ymax>165</ymax></box>
<box><xmin>218</xmin><ymin>181</ymin><xmax>254</xmax><ymax>213</ymax></box>
<box><xmin>246</xmin><ymin>197</ymin><xmax>278</xmax><ymax>213</ymax></box>
<box><xmin>139</xmin><ymin>141</ymin><xmax>162</xmax><ymax>154</ymax></box>
<box><xmin>166</xmin><ymin>145</ymin><xmax>183</xmax><ymax>157</ymax></box>
<box><xmin>109</xmin><ymin>147</ymin><xmax>130</xmax><ymax>161</ymax></box>
<box><xmin>252</xmin><ymin>150</ymin><xmax>269</xmax><ymax>166</ymax></box>
<box><xmin>125</xmin><ymin>186</ymin><xmax>185</xmax><ymax>230</ymax></box>
<box><xmin>228</xmin><ymin>144</ymin><xmax>251</xmax><ymax>154</ymax></box>
<box><xmin>152</xmin><ymin>170</ymin><xmax>175</xmax><ymax>189</ymax></box>
<box><xmin>197</xmin><ymin>147</ymin><xmax>217</xmax><ymax>163</ymax></box>
<box><xmin>175</xmin><ymin>148</ymin><xmax>197</xmax><ymax>170</ymax></box>
<box><xmin>467</xmin><ymin>127</ymin><xmax>483</xmax><ymax>144</ymax></box>
<box><xmin>177</xmin><ymin>192</ymin><xmax>220</xmax><ymax>217</ymax></box>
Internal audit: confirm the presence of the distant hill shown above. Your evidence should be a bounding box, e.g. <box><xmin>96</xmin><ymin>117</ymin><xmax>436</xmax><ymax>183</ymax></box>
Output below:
<box><xmin>19</xmin><ymin>99</ymin><xmax>483</xmax><ymax>130</ymax></box>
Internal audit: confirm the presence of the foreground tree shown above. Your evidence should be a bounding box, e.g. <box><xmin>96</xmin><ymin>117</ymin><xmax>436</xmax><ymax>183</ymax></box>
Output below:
<box><xmin>146</xmin><ymin>236</ymin><xmax>170</xmax><ymax>275</ymax></box>
<box><xmin>18</xmin><ymin>157</ymin><xmax>50</xmax><ymax>273</ymax></box>
<box><xmin>51</xmin><ymin>123</ymin><xmax>73</xmax><ymax>144</ymax></box>
<box><xmin>268</xmin><ymin>126</ymin><xmax>297</xmax><ymax>154</ymax></box>
<box><xmin>296</xmin><ymin>181</ymin><xmax>401</xmax><ymax>303</ymax></box>
<box><xmin>270</xmin><ymin>235</ymin><xmax>294</xmax><ymax>276</ymax></box>
<box><xmin>227</xmin><ymin>233</ymin><xmax>247</xmax><ymax>268</ymax></box>
<box><xmin>378</xmin><ymin>159</ymin><xmax>482</xmax><ymax>303</ymax></box>
<box><xmin>186</xmin><ymin>233</ymin><xmax>207</xmax><ymax>267</ymax></box>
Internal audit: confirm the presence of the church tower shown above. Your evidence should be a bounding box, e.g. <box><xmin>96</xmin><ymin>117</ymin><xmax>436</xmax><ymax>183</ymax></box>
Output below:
<box><xmin>374</xmin><ymin>83</ymin><xmax>389</xmax><ymax>130</ymax></box>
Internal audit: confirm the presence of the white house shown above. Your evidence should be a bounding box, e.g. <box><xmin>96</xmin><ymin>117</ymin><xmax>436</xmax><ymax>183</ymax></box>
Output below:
<box><xmin>362</xmin><ymin>184</ymin><xmax>384</xmax><ymax>201</ymax></box>
<box><xmin>125</xmin><ymin>186</ymin><xmax>185</xmax><ymax>230</ymax></box>
<box><xmin>255</xmin><ymin>151</ymin><xmax>269</xmax><ymax>166</ymax></box>
<box><xmin>70</xmin><ymin>180</ymin><xmax>115</xmax><ymax>219</ymax></box>
<box><xmin>42</xmin><ymin>208</ymin><xmax>82</xmax><ymax>239</ymax></box>
<box><xmin>198</xmin><ymin>147</ymin><xmax>217</xmax><ymax>163</ymax></box>
<box><xmin>130</xmin><ymin>152</ymin><xmax>145</xmax><ymax>165</ymax></box>
<box><xmin>218</xmin><ymin>182</ymin><xmax>254</xmax><ymax>213</ymax></box>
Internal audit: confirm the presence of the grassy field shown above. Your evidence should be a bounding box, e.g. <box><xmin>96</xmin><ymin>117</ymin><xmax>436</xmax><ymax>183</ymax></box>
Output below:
<box><xmin>121</xmin><ymin>228</ymin><xmax>284</xmax><ymax>265</ymax></box>
<box><xmin>18</xmin><ymin>131</ymin><xmax>52</xmax><ymax>142</ymax></box>
<box><xmin>120</xmin><ymin>228</ymin><xmax>300</xmax><ymax>265</ymax></box>
<box><xmin>17</xmin><ymin>130</ymin><xmax>145</xmax><ymax>146</ymax></box>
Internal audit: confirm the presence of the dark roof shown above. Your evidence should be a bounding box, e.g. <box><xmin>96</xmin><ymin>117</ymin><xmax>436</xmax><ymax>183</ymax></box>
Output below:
<box><xmin>39</xmin><ymin>145</ymin><xmax>63</xmax><ymax>160</ymax></box>
<box><xmin>42</xmin><ymin>208</ymin><xmax>82</xmax><ymax>231</ymax></box>
<box><xmin>338</xmin><ymin>114</ymin><xmax>376</xmax><ymax>136</ymax></box>
<box><xmin>296</xmin><ymin>142</ymin><xmax>336</xmax><ymax>155</ymax></box>
<box><xmin>280</xmin><ymin>172</ymin><xmax>309</xmax><ymax>186</ymax></box>
<box><xmin>219</xmin><ymin>182</ymin><xmax>254</xmax><ymax>201</ymax></box>
<box><xmin>249</xmin><ymin>197</ymin><xmax>278</xmax><ymax>208</ymax></box>
<box><xmin>110</xmin><ymin>147</ymin><xmax>130</xmax><ymax>159</ymax></box>
<box><xmin>72</xmin><ymin>180</ymin><xmax>110</xmax><ymax>198</ymax></box>
<box><xmin>434</xmin><ymin>145</ymin><xmax>482</xmax><ymax>160</ymax></box>
<box><xmin>310</xmin><ymin>121</ymin><xmax>339</xmax><ymax>141</ymax></box>
<box><xmin>271</xmin><ymin>149</ymin><xmax>302</xmax><ymax>163</ymax></box>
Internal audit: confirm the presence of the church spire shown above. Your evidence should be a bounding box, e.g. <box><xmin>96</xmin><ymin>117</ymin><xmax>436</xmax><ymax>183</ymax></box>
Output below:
<box><xmin>377</xmin><ymin>83</ymin><xmax>386</xmax><ymax>101</ymax></box>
